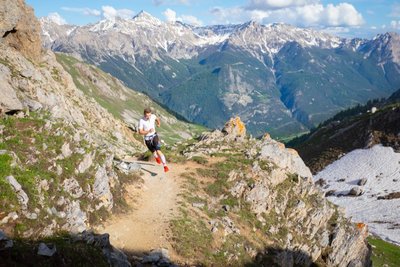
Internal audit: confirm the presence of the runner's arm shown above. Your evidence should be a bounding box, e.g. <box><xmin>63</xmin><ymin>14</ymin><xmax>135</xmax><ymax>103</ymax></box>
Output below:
<box><xmin>138</xmin><ymin>120</ymin><xmax>154</xmax><ymax>135</ymax></box>
<box><xmin>155</xmin><ymin>116</ymin><xmax>161</xmax><ymax>127</ymax></box>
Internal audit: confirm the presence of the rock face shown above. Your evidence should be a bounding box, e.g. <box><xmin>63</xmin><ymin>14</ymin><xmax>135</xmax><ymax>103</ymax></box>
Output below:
<box><xmin>183</xmin><ymin>118</ymin><xmax>371</xmax><ymax>266</ymax></box>
<box><xmin>0</xmin><ymin>0</ymin><xmax>42</xmax><ymax>61</ymax></box>
<box><xmin>222</xmin><ymin>117</ymin><xmax>246</xmax><ymax>141</ymax></box>
<box><xmin>0</xmin><ymin>0</ymin><xmax>146</xmax><ymax>241</ymax></box>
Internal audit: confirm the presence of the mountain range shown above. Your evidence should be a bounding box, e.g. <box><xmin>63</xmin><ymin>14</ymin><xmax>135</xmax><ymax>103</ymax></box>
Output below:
<box><xmin>41</xmin><ymin>12</ymin><xmax>400</xmax><ymax>138</ymax></box>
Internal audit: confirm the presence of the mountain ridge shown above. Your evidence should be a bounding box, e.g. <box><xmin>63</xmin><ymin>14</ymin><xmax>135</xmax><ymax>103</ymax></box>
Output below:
<box><xmin>41</xmin><ymin>12</ymin><xmax>400</xmax><ymax>138</ymax></box>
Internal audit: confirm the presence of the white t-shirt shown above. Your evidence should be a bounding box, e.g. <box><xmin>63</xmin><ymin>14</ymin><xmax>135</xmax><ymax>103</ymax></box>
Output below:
<box><xmin>138</xmin><ymin>114</ymin><xmax>157</xmax><ymax>138</ymax></box>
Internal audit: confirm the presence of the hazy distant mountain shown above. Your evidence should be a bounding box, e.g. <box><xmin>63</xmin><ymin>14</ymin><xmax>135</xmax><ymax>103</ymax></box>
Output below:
<box><xmin>40</xmin><ymin>12</ymin><xmax>400</xmax><ymax>137</ymax></box>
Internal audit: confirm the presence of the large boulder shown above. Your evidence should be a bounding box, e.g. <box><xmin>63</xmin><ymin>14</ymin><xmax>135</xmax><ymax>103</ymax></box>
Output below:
<box><xmin>0</xmin><ymin>64</ymin><xmax>24</xmax><ymax>113</ymax></box>
<box><xmin>0</xmin><ymin>0</ymin><xmax>42</xmax><ymax>61</ymax></box>
<box><xmin>221</xmin><ymin>117</ymin><xmax>246</xmax><ymax>141</ymax></box>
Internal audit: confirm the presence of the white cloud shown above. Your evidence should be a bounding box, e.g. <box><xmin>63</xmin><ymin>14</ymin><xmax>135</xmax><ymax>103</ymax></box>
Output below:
<box><xmin>47</xmin><ymin>12</ymin><xmax>67</xmax><ymax>25</ymax></box>
<box><xmin>101</xmin><ymin>6</ymin><xmax>134</xmax><ymax>20</ymax></box>
<box><xmin>211</xmin><ymin>2</ymin><xmax>364</xmax><ymax>27</ymax></box>
<box><xmin>162</xmin><ymin>8</ymin><xmax>201</xmax><ymax>25</ymax></box>
<box><xmin>153</xmin><ymin>0</ymin><xmax>189</xmax><ymax>6</ymax></box>
<box><xmin>61</xmin><ymin>7</ymin><xmax>101</xmax><ymax>16</ymax></box>
<box><xmin>182</xmin><ymin>15</ymin><xmax>203</xmax><ymax>26</ymax></box>
<box><xmin>163</xmin><ymin>8</ymin><xmax>179</xmax><ymax>22</ymax></box>
<box><xmin>210</xmin><ymin>6</ymin><xmax>247</xmax><ymax>24</ymax></box>
<box><xmin>391</xmin><ymin>20</ymin><xmax>400</xmax><ymax>30</ymax></box>
<box><xmin>246</xmin><ymin>0</ymin><xmax>318</xmax><ymax>10</ymax></box>
<box><xmin>322</xmin><ymin>3</ymin><xmax>363</xmax><ymax>27</ymax></box>
<box><xmin>153</xmin><ymin>0</ymin><xmax>164</xmax><ymax>6</ymax></box>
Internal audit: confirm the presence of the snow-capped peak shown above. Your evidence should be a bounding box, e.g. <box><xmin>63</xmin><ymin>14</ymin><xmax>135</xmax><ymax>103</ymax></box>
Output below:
<box><xmin>131</xmin><ymin>10</ymin><xmax>162</xmax><ymax>26</ymax></box>
<box><xmin>39</xmin><ymin>15</ymin><xmax>65</xmax><ymax>26</ymax></box>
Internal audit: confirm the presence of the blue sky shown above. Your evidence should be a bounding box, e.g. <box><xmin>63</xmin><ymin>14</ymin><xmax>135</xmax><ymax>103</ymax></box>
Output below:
<box><xmin>26</xmin><ymin>0</ymin><xmax>400</xmax><ymax>38</ymax></box>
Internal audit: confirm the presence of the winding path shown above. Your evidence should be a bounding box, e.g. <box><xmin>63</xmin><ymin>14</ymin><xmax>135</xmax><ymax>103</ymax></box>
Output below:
<box><xmin>97</xmin><ymin>160</ymin><xmax>182</xmax><ymax>257</ymax></box>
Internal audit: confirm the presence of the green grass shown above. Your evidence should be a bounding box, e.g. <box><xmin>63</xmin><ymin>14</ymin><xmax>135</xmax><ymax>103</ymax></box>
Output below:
<box><xmin>191</xmin><ymin>156</ymin><xmax>208</xmax><ymax>165</ymax></box>
<box><xmin>170</xmin><ymin>209</ymin><xmax>213</xmax><ymax>259</ymax></box>
<box><xmin>368</xmin><ymin>237</ymin><xmax>400</xmax><ymax>267</ymax></box>
<box><xmin>0</xmin><ymin>154</ymin><xmax>18</xmax><ymax>210</ymax></box>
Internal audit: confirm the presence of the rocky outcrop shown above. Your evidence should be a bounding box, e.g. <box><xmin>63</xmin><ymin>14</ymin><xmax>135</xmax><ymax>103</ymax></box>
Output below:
<box><xmin>0</xmin><ymin>0</ymin><xmax>42</xmax><ymax>61</ymax></box>
<box><xmin>182</xmin><ymin>118</ymin><xmax>371</xmax><ymax>266</ymax></box>
<box><xmin>0</xmin><ymin>0</ymin><xmax>146</xmax><ymax>242</ymax></box>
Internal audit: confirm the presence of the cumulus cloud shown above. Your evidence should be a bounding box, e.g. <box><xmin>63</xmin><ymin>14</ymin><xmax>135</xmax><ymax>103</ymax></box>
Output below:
<box><xmin>322</xmin><ymin>3</ymin><xmax>363</xmax><ymax>27</ymax></box>
<box><xmin>102</xmin><ymin>6</ymin><xmax>135</xmax><ymax>20</ymax></box>
<box><xmin>210</xmin><ymin>6</ymin><xmax>246</xmax><ymax>24</ymax></box>
<box><xmin>182</xmin><ymin>15</ymin><xmax>203</xmax><ymax>26</ymax></box>
<box><xmin>153</xmin><ymin>0</ymin><xmax>164</xmax><ymax>6</ymax></box>
<box><xmin>47</xmin><ymin>12</ymin><xmax>67</xmax><ymax>25</ymax></box>
<box><xmin>211</xmin><ymin>2</ymin><xmax>364</xmax><ymax>27</ymax></box>
<box><xmin>61</xmin><ymin>7</ymin><xmax>101</xmax><ymax>16</ymax></box>
<box><xmin>246</xmin><ymin>0</ymin><xmax>318</xmax><ymax>10</ymax></box>
<box><xmin>391</xmin><ymin>20</ymin><xmax>400</xmax><ymax>30</ymax></box>
<box><xmin>163</xmin><ymin>8</ymin><xmax>178</xmax><ymax>22</ymax></box>
<box><xmin>153</xmin><ymin>0</ymin><xmax>189</xmax><ymax>6</ymax></box>
<box><xmin>163</xmin><ymin>8</ymin><xmax>202</xmax><ymax>25</ymax></box>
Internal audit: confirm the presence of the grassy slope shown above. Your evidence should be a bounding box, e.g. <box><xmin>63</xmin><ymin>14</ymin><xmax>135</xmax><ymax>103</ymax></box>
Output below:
<box><xmin>56</xmin><ymin>53</ymin><xmax>206</xmax><ymax>145</ymax></box>
<box><xmin>368</xmin><ymin>237</ymin><xmax>400</xmax><ymax>267</ymax></box>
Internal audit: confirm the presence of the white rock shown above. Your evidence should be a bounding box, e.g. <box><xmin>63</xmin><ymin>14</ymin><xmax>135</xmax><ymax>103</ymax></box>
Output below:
<box><xmin>37</xmin><ymin>243</ymin><xmax>57</xmax><ymax>257</ymax></box>
<box><xmin>77</xmin><ymin>152</ymin><xmax>94</xmax><ymax>173</ymax></box>
<box><xmin>61</xmin><ymin>142</ymin><xmax>72</xmax><ymax>158</ymax></box>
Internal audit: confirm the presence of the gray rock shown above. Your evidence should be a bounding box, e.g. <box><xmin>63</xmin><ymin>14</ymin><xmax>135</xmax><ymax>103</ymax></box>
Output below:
<box><xmin>348</xmin><ymin>187</ymin><xmax>364</xmax><ymax>197</ymax></box>
<box><xmin>357</xmin><ymin>178</ymin><xmax>368</xmax><ymax>186</ymax></box>
<box><xmin>37</xmin><ymin>243</ymin><xmax>56</xmax><ymax>257</ymax></box>
<box><xmin>127</xmin><ymin>162</ymin><xmax>141</xmax><ymax>172</ymax></box>
<box><xmin>77</xmin><ymin>152</ymin><xmax>94</xmax><ymax>173</ymax></box>
<box><xmin>245</xmin><ymin>183</ymin><xmax>270</xmax><ymax>215</ymax></box>
<box><xmin>192</xmin><ymin>202</ymin><xmax>205</xmax><ymax>209</ymax></box>
<box><xmin>142</xmin><ymin>254</ymin><xmax>161</xmax><ymax>264</ymax></box>
<box><xmin>325</xmin><ymin>190</ymin><xmax>336</xmax><ymax>197</ymax></box>
<box><xmin>222</xmin><ymin>205</ymin><xmax>230</xmax><ymax>212</ymax></box>
<box><xmin>23</xmin><ymin>211</ymin><xmax>38</xmax><ymax>220</ymax></box>
<box><xmin>61</xmin><ymin>142</ymin><xmax>72</xmax><ymax>158</ymax></box>
<box><xmin>347</xmin><ymin>259</ymin><xmax>363</xmax><ymax>267</ymax></box>
<box><xmin>319</xmin><ymin>231</ymin><xmax>330</xmax><ymax>247</ymax></box>
<box><xmin>62</xmin><ymin>178</ymin><xmax>84</xmax><ymax>198</ymax></box>
<box><xmin>20</xmin><ymin>69</ymin><xmax>35</xmax><ymax>78</ymax></box>
<box><xmin>260</xmin><ymin>138</ymin><xmax>312</xmax><ymax>179</ymax></box>
<box><xmin>40</xmin><ymin>179</ymin><xmax>49</xmax><ymax>191</ymax></box>
<box><xmin>5</xmin><ymin>175</ymin><xmax>22</xmax><ymax>191</ymax></box>
<box><xmin>116</xmin><ymin>161</ymin><xmax>141</xmax><ymax>173</ymax></box>
<box><xmin>0</xmin><ymin>211</ymin><xmax>18</xmax><ymax>224</ymax></box>
<box><xmin>93</xmin><ymin>166</ymin><xmax>113</xmax><ymax>210</ymax></box>
<box><xmin>5</xmin><ymin>175</ymin><xmax>29</xmax><ymax>208</ymax></box>
<box><xmin>0</xmin><ymin>70</ymin><xmax>24</xmax><ymax>113</ymax></box>
<box><xmin>63</xmin><ymin>200</ymin><xmax>87</xmax><ymax>233</ymax></box>
<box><xmin>230</xmin><ymin>181</ymin><xmax>247</xmax><ymax>198</ymax></box>
<box><xmin>23</xmin><ymin>98</ymin><xmax>43</xmax><ymax>111</ymax></box>
<box><xmin>56</xmin><ymin>165</ymin><xmax>63</xmax><ymax>176</ymax></box>
<box><xmin>0</xmin><ymin>230</ymin><xmax>8</xmax><ymax>241</ymax></box>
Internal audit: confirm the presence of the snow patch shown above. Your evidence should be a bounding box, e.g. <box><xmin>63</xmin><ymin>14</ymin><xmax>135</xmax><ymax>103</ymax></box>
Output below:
<box><xmin>315</xmin><ymin>145</ymin><xmax>400</xmax><ymax>245</ymax></box>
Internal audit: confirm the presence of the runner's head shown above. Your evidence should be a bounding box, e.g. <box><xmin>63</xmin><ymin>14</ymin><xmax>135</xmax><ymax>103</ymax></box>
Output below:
<box><xmin>144</xmin><ymin>107</ymin><xmax>152</xmax><ymax>119</ymax></box>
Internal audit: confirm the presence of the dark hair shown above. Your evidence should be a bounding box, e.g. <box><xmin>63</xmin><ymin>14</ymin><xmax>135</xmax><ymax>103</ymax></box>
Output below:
<box><xmin>144</xmin><ymin>107</ymin><xmax>152</xmax><ymax>114</ymax></box>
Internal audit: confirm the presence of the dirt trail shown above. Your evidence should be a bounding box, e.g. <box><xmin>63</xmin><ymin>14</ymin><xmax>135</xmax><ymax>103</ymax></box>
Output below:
<box><xmin>97</xmin><ymin>159</ymin><xmax>185</xmax><ymax>257</ymax></box>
